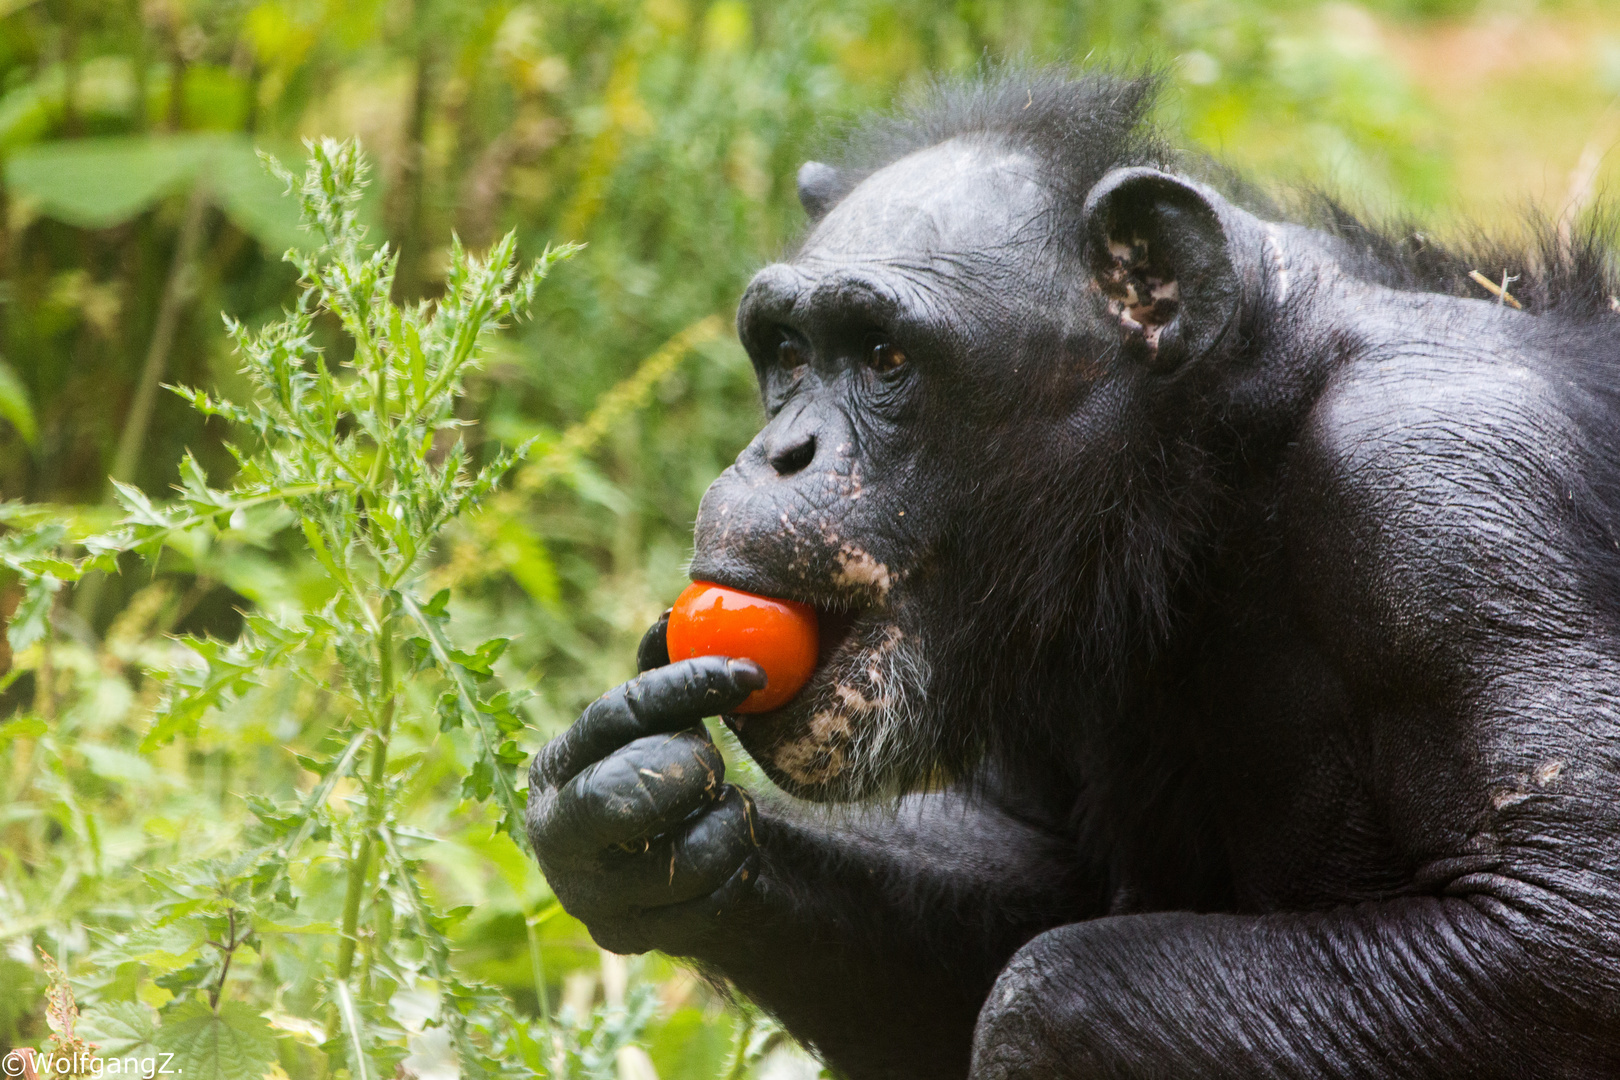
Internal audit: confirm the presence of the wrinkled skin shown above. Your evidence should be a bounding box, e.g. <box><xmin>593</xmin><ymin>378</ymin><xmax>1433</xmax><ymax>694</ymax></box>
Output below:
<box><xmin>527</xmin><ymin>80</ymin><xmax>1620</xmax><ymax>1079</ymax></box>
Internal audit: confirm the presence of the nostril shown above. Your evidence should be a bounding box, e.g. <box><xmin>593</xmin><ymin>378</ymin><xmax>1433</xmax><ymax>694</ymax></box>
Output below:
<box><xmin>769</xmin><ymin>434</ymin><xmax>817</xmax><ymax>476</ymax></box>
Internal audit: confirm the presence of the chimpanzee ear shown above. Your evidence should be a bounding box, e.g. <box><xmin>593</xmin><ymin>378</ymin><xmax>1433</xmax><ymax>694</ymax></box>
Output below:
<box><xmin>1081</xmin><ymin>167</ymin><xmax>1246</xmax><ymax>370</ymax></box>
<box><xmin>797</xmin><ymin>161</ymin><xmax>840</xmax><ymax>221</ymax></box>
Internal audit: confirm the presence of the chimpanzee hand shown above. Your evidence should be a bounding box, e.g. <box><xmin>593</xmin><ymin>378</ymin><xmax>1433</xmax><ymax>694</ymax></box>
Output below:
<box><xmin>526</xmin><ymin>611</ymin><xmax>766</xmax><ymax>955</ymax></box>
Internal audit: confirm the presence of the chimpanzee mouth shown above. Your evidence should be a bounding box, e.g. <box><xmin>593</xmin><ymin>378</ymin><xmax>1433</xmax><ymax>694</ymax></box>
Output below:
<box><xmin>721</xmin><ymin>600</ymin><xmax>932</xmax><ymax>802</ymax></box>
<box><xmin>811</xmin><ymin>603</ymin><xmax>862</xmax><ymax>673</ymax></box>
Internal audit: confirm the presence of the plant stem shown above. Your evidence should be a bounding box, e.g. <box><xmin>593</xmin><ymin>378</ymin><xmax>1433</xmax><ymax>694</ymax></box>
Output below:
<box><xmin>333</xmin><ymin>842</ymin><xmax>370</xmax><ymax>984</ymax></box>
<box><xmin>524</xmin><ymin>913</ymin><xmax>552</xmax><ymax>1032</ymax></box>
<box><xmin>75</xmin><ymin>183</ymin><xmax>209</xmax><ymax>627</ymax></box>
<box><xmin>722</xmin><ymin>1010</ymin><xmax>756</xmax><ymax>1080</ymax></box>
<box><xmin>109</xmin><ymin>182</ymin><xmax>209</xmax><ymax>494</ymax></box>
<box><xmin>207</xmin><ymin>909</ymin><xmax>238</xmax><ymax>1012</ymax></box>
<box><xmin>32</xmin><ymin>631</ymin><xmax>54</xmax><ymax>722</ymax></box>
<box><xmin>362</xmin><ymin>897</ymin><xmax>391</xmax><ymax>997</ymax></box>
<box><xmin>335</xmin><ymin>616</ymin><xmax>396</xmax><ymax>984</ymax></box>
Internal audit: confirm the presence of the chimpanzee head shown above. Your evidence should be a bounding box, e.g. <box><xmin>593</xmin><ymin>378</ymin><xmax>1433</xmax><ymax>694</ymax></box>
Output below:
<box><xmin>690</xmin><ymin>70</ymin><xmax>1284</xmax><ymax>801</ymax></box>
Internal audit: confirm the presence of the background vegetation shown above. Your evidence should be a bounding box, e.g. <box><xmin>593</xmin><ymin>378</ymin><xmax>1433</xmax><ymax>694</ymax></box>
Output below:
<box><xmin>1</xmin><ymin>1</ymin><xmax>1618</xmax><ymax>1078</ymax></box>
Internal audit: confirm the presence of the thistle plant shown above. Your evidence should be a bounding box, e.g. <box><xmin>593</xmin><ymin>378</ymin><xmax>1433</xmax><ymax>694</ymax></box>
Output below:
<box><xmin>131</xmin><ymin>139</ymin><xmax>569</xmax><ymax>843</ymax></box>
<box><xmin>34</xmin><ymin>139</ymin><xmax>580</xmax><ymax>1080</ymax></box>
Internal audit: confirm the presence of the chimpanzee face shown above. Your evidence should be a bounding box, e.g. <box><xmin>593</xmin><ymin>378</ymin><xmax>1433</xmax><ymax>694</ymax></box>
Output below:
<box><xmin>691</xmin><ymin>136</ymin><xmax>1251</xmax><ymax>800</ymax></box>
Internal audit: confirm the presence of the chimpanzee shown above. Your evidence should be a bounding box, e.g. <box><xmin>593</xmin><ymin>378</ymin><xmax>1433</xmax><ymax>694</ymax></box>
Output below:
<box><xmin>525</xmin><ymin>69</ymin><xmax>1620</xmax><ymax>1078</ymax></box>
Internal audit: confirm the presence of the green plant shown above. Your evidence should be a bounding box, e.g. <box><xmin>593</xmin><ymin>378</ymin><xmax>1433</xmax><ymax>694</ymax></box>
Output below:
<box><xmin>7</xmin><ymin>138</ymin><xmax>587</xmax><ymax>1079</ymax></box>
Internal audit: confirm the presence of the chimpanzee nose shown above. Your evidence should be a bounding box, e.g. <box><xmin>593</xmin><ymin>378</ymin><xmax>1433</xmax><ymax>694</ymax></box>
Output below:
<box><xmin>769</xmin><ymin>432</ymin><xmax>817</xmax><ymax>476</ymax></box>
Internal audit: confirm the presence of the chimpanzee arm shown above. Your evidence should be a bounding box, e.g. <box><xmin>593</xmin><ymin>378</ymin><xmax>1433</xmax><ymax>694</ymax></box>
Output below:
<box><xmin>527</xmin><ymin>617</ymin><xmax>1101</xmax><ymax>1080</ymax></box>
<box><xmin>693</xmin><ymin>777</ymin><xmax>1103</xmax><ymax>1079</ymax></box>
<box><xmin>971</xmin><ymin>621</ymin><xmax>1620</xmax><ymax>1076</ymax></box>
<box><xmin>973</xmin><ymin>849</ymin><xmax>1620</xmax><ymax>1078</ymax></box>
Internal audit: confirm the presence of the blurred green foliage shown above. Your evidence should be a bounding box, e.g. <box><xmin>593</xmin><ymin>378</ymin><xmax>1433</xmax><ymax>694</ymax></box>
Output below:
<box><xmin>1</xmin><ymin>0</ymin><xmax>1618</xmax><ymax>1077</ymax></box>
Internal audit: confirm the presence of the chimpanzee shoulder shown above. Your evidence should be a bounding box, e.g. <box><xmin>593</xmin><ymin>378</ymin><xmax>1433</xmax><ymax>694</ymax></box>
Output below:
<box><xmin>1281</xmin><ymin>310</ymin><xmax>1596</xmax><ymax>684</ymax></box>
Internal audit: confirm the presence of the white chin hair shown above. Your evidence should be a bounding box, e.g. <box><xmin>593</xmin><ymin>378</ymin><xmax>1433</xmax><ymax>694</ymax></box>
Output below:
<box><xmin>770</xmin><ymin>621</ymin><xmax>933</xmax><ymax>799</ymax></box>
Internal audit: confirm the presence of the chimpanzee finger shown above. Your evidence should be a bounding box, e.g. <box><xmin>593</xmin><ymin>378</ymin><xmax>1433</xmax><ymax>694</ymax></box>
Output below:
<box><xmin>621</xmin><ymin>844</ymin><xmax>761</xmax><ymax>952</ymax></box>
<box><xmin>636</xmin><ymin>609</ymin><xmax>673</xmax><ymax>672</ymax></box>
<box><xmin>543</xmin><ymin>730</ymin><xmax>726</xmax><ymax>854</ymax></box>
<box><xmin>593</xmin><ymin>785</ymin><xmax>759</xmax><ymax>908</ymax></box>
<box><xmin>532</xmin><ymin>655</ymin><xmax>765</xmax><ymax>788</ymax></box>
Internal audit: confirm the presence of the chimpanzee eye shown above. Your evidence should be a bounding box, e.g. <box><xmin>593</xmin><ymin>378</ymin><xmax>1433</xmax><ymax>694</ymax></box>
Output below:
<box><xmin>869</xmin><ymin>341</ymin><xmax>907</xmax><ymax>373</ymax></box>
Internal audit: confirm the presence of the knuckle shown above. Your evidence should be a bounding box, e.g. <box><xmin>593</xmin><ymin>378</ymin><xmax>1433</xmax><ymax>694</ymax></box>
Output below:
<box><xmin>636</xmin><ymin>732</ymin><xmax>720</xmax><ymax>792</ymax></box>
<box><xmin>532</xmin><ymin>735</ymin><xmax>568</xmax><ymax>787</ymax></box>
<box><xmin>528</xmin><ymin>744</ymin><xmax>567</xmax><ymax>793</ymax></box>
<box><xmin>574</xmin><ymin>755</ymin><xmax>649</xmax><ymax>820</ymax></box>
<box><xmin>525</xmin><ymin>787</ymin><xmax>561</xmax><ymax>840</ymax></box>
<box><xmin>709</xmin><ymin>788</ymin><xmax>750</xmax><ymax>829</ymax></box>
<box><xmin>681</xmin><ymin>655</ymin><xmax>732</xmax><ymax>695</ymax></box>
<box><xmin>526</xmin><ymin>751</ymin><xmax>553</xmax><ymax>796</ymax></box>
<box><xmin>579</xmin><ymin>684</ymin><xmax>632</xmax><ymax>730</ymax></box>
<box><xmin>677</xmin><ymin>734</ymin><xmax>726</xmax><ymax>788</ymax></box>
<box><xmin>609</xmin><ymin>730</ymin><xmax>718</xmax><ymax>786</ymax></box>
<box><xmin>683</xmin><ymin>793</ymin><xmax>756</xmax><ymax>860</ymax></box>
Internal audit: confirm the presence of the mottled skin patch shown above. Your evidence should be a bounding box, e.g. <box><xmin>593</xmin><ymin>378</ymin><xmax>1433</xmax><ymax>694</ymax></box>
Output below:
<box><xmin>773</xmin><ymin>710</ymin><xmax>855</xmax><ymax>785</ymax></box>
<box><xmin>764</xmin><ymin>624</ymin><xmax>914</xmax><ymax>789</ymax></box>
<box><xmin>1492</xmin><ymin>758</ymin><xmax>1569</xmax><ymax>810</ymax></box>
<box><xmin>1099</xmin><ymin>236</ymin><xmax>1181</xmax><ymax>352</ymax></box>
<box><xmin>833</xmin><ymin>544</ymin><xmax>893</xmax><ymax>597</ymax></box>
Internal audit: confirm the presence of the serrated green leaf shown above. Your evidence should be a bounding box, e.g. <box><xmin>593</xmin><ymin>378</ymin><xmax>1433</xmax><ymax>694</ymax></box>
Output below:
<box><xmin>113</xmin><ymin>480</ymin><xmax>168</xmax><ymax>527</ymax></box>
<box><xmin>461</xmin><ymin>760</ymin><xmax>493</xmax><ymax>802</ymax></box>
<box><xmin>300</xmin><ymin>520</ymin><xmax>343</xmax><ymax>581</ymax></box>
<box><xmin>177</xmin><ymin>452</ymin><xmax>231</xmax><ymax>511</ymax></box>
<box><xmin>448</xmin><ymin>636</ymin><xmax>508</xmax><ymax>677</ymax></box>
<box><xmin>155</xmin><ymin>1000</ymin><xmax>277</xmax><ymax>1080</ymax></box>
<box><xmin>7</xmin><ymin>571</ymin><xmax>58</xmax><ymax>651</ymax></box>
<box><xmin>250</xmin><ymin>909</ymin><xmax>338</xmax><ymax>936</ymax></box>
<box><xmin>153</xmin><ymin>956</ymin><xmax>218</xmax><ymax>995</ymax></box>
<box><xmin>436</xmin><ymin>691</ymin><xmax>463</xmax><ymax>733</ymax></box>
<box><xmin>400</xmin><ymin>591</ymin><xmax>528</xmax><ymax>846</ymax></box>
<box><xmin>78</xmin><ymin>742</ymin><xmax>156</xmax><ymax>785</ymax></box>
<box><xmin>330</xmin><ymin>981</ymin><xmax>371</xmax><ymax>1080</ymax></box>
<box><xmin>15</xmin><ymin>555</ymin><xmax>81</xmax><ymax>579</ymax></box>
<box><xmin>78</xmin><ymin>1001</ymin><xmax>161</xmax><ymax>1060</ymax></box>
<box><xmin>92</xmin><ymin>921</ymin><xmax>204</xmax><ymax>968</ymax></box>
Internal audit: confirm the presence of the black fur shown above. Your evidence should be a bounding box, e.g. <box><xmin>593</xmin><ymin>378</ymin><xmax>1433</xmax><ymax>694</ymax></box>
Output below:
<box><xmin>529</xmin><ymin>67</ymin><xmax>1620</xmax><ymax>1079</ymax></box>
<box><xmin>803</xmin><ymin>68</ymin><xmax>1170</xmax><ymax>227</ymax></box>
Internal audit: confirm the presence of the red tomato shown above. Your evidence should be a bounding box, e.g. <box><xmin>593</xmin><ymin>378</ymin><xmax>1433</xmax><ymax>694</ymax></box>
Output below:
<box><xmin>666</xmin><ymin>582</ymin><xmax>819</xmax><ymax>713</ymax></box>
